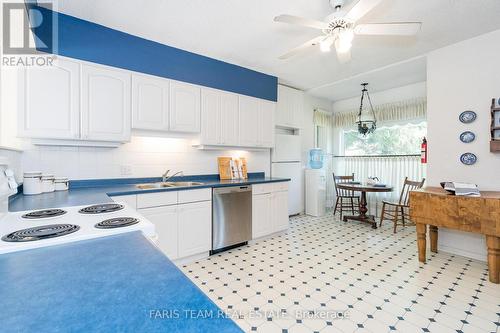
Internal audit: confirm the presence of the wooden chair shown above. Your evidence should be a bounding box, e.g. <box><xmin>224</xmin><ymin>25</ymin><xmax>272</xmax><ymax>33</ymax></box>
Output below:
<box><xmin>333</xmin><ymin>173</ymin><xmax>360</xmax><ymax>219</ymax></box>
<box><xmin>379</xmin><ymin>177</ymin><xmax>425</xmax><ymax>233</ymax></box>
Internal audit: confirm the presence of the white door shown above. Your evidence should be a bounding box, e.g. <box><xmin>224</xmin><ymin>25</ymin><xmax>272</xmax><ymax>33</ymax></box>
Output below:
<box><xmin>239</xmin><ymin>95</ymin><xmax>259</xmax><ymax>147</ymax></box>
<box><xmin>132</xmin><ymin>74</ymin><xmax>169</xmax><ymax>130</ymax></box>
<box><xmin>177</xmin><ymin>201</ymin><xmax>211</xmax><ymax>258</ymax></box>
<box><xmin>139</xmin><ymin>206</ymin><xmax>179</xmax><ymax>259</ymax></box>
<box><xmin>81</xmin><ymin>64</ymin><xmax>131</xmax><ymax>142</ymax></box>
<box><xmin>252</xmin><ymin>193</ymin><xmax>272</xmax><ymax>239</ymax></box>
<box><xmin>200</xmin><ymin>88</ymin><xmax>220</xmax><ymax>145</ymax></box>
<box><xmin>18</xmin><ymin>58</ymin><xmax>80</xmax><ymax>139</ymax></box>
<box><xmin>259</xmin><ymin>100</ymin><xmax>275</xmax><ymax>148</ymax></box>
<box><xmin>169</xmin><ymin>81</ymin><xmax>201</xmax><ymax>133</ymax></box>
<box><xmin>219</xmin><ymin>92</ymin><xmax>239</xmax><ymax>146</ymax></box>
<box><xmin>272</xmin><ymin>191</ymin><xmax>289</xmax><ymax>232</ymax></box>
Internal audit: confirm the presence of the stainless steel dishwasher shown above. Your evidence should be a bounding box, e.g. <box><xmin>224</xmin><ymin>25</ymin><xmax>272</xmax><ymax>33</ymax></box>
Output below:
<box><xmin>211</xmin><ymin>185</ymin><xmax>252</xmax><ymax>254</ymax></box>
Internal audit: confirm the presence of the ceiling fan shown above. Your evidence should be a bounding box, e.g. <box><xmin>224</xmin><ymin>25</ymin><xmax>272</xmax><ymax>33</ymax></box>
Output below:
<box><xmin>274</xmin><ymin>0</ymin><xmax>422</xmax><ymax>62</ymax></box>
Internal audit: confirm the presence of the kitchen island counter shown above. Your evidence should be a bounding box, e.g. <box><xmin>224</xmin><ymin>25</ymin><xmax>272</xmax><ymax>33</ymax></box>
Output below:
<box><xmin>0</xmin><ymin>231</ymin><xmax>243</xmax><ymax>332</ymax></box>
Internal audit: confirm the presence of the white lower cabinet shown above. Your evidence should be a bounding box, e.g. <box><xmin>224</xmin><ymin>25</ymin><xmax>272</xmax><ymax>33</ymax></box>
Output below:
<box><xmin>252</xmin><ymin>193</ymin><xmax>273</xmax><ymax>239</ymax></box>
<box><xmin>252</xmin><ymin>182</ymin><xmax>289</xmax><ymax>239</ymax></box>
<box><xmin>139</xmin><ymin>205</ymin><xmax>179</xmax><ymax>259</ymax></box>
<box><xmin>136</xmin><ymin>189</ymin><xmax>211</xmax><ymax>261</ymax></box>
<box><xmin>272</xmin><ymin>190</ymin><xmax>289</xmax><ymax>232</ymax></box>
<box><xmin>177</xmin><ymin>201</ymin><xmax>212</xmax><ymax>258</ymax></box>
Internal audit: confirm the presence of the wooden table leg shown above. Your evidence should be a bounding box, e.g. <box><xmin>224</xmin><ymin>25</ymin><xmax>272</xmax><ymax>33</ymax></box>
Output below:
<box><xmin>486</xmin><ymin>236</ymin><xmax>500</xmax><ymax>284</ymax></box>
<box><xmin>429</xmin><ymin>226</ymin><xmax>438</xmax><ymax>253</ymax></box>
<box><xmin>342</xmin><ymin>192</ymin><xmax>377</xmax><ymax>229</ymax></box>
<box><xmin>416</xmin><ymin>223</ymin><xmax>427</xmax><ymax>263</ymax></box>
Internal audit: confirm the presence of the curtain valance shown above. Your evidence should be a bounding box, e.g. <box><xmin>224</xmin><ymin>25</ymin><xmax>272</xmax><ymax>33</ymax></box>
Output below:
<box><xmin>333</xmin><ymin>98</ymin><xmax>426</xmax><ymax>128</ymax></box>
<box><xmin>313</xmin><ymin>108</ymin><xmax>333</xmax><ymax>127</ymax></box>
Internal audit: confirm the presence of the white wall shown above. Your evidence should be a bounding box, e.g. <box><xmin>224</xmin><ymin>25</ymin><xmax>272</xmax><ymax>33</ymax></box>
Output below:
<box><xmin>20</xmin><ymin>136</ymin><xmax>271</xmax><ymax>180</ymax></box>
<box><xmin>427</xmin><ymin>29</ymin><xmax>500</xmax><ymax>261</ymax></box>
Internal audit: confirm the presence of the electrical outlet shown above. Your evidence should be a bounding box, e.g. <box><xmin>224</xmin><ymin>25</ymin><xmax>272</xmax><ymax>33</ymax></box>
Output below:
<box><xmin>120</xmin><ymin>165</ymin><xmax>132</xmax><ymax>176</ymax></box>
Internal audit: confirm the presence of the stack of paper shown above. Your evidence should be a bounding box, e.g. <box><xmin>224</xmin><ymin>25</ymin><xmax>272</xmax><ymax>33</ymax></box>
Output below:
<box><xmin>442</xmin><ymin>182</ymin><xmax>481</xmax><ymax>197</ymax></box>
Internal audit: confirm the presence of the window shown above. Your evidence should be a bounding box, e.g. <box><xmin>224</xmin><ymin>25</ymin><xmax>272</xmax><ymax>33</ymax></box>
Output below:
<box><xmin>343</xmin><ymin>122</ymin><xmax>426</xmax><ymax>156</ymax></box>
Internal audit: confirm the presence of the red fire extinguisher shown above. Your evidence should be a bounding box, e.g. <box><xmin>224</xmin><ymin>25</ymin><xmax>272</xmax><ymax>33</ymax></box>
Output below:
<box><xmin>421</xmin><ymin>137</ymin><xmax>427</xmax><ymax>164</ymax></box>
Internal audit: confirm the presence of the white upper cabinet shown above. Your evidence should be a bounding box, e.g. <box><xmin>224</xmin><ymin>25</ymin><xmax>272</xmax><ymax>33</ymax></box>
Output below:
<box><xmin>200</xmin><ymin>88</ymin><xmax>239</xmax><ymax>146</ymax></box>
<box><xmin>200</xmin><ymin>88</ymin><xmax>220</xmax><ymax>145</ymax></box>
<box><xmin>259</xmin><ymin>100</ymin><xmax>275</xmax><ymax>148</ymax></box>
<box><xmin>132</xmin><ymin>74</ymin><xmax>169</xmax><ymax>131</ymax></box>
<box><xmin>81</xmin><ymin>64</ymin><xmax>131</xmax><ymax>142</ymax></box>
<box><xmin>18</xmin><ymin>58</ymin><xmax>80</xmax><ymax>139</ymax></box>
<box><xmin>169</xmin><ymin>81</ymin><xmax>201</xmax><ymax>133</ymax></box>
<box><xmin>238</xmin><ymin>95</ymin><xmax>275</xmax><ymax>148</ymax></box>
<box><xmin>239</xmin><ymin>95</ymin><xmax>260</xmax><ymax>147</ymax></box>
<box><xmin>276</xmin><ymin>85</ymin><xmax>303</xmax><ymax>129</ymax></box>
<box><xmin>219</xmin><ymin>92</ymin><xmax>239</xmax><ymax>145</ymax></box>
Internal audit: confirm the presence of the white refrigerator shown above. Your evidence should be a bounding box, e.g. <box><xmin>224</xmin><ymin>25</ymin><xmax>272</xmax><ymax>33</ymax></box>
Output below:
<box><xmin>271</xmin><ymin>133</ymin><xmax>302</xmax><ymax>216</ymax></box>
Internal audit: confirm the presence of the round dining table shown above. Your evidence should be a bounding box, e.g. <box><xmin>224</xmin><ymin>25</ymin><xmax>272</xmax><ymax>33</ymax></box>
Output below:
<box><xmin>336</xmin><ymin>183</ymin><xmax>393</xmax><ymax>229</ymax></box>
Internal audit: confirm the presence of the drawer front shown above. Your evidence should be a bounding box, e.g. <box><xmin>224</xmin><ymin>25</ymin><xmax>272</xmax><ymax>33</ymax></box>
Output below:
<box><xmin>252</xmin><ymin>183</ymin><xmax>274</xmax><ymax>195</ymax></box>
<box><xmin>178</xmin><ymin>188</ymin><xmax>212</xmax><ymax>204</ymax></box>
<box><xmin>137</xmin><ymin>191</ymin><xmax>178</xmax><ymax>208</ymax></box>
<box><xmin>273</xmin><ymin>181</ymin><xmax>289</xmax><ymax>192</ymax></box>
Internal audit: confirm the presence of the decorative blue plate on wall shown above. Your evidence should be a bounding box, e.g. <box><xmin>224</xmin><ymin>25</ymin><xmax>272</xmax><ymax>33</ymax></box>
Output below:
<box><xmin>459</xmin><ymin>131</ymin><xmax>475</xmax><ymax>143</ymax></box>
<box><xmin>459</xmin><ymin>110</ymin><xmax>477</xmax><ymax>123</ymax></box>
<box><xmin>460</xmin><ymin>153</ymin><xmax>477</xmax><ymax>165</ymax></box>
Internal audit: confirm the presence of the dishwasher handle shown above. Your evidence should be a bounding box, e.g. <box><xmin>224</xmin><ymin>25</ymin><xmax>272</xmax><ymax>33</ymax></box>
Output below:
<box><xmin>213</xmin><ymin>186</ymin><xmax>252</xmax><ymax>194</ymax></box>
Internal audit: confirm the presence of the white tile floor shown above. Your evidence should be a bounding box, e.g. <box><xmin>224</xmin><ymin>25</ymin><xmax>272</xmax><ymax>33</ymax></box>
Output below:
<box><xmin>181</xmin><ymin>214</ymin><xmax>500</xmax><ymax>333</ymax></box>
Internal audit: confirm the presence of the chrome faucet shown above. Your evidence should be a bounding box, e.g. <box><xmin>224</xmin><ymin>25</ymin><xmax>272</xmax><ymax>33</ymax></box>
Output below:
<box><xmin>162</xmin><ymin>170</ymin><xmax>184</xmax><ymax>182</ymax></box>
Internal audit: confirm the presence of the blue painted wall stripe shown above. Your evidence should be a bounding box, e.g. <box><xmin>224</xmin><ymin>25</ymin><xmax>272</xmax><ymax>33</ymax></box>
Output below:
<box><xmin>31</xmin><ymin>5</ymin><xmax>277</xmax><ymax>101</ymax></box>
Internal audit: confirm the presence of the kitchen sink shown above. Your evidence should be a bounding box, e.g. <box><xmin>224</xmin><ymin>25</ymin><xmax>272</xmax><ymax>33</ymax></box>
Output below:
<box><xmin>135</xmin><ymin>182</ymin><xmax>204</xmax><ymax>190</ymax></box>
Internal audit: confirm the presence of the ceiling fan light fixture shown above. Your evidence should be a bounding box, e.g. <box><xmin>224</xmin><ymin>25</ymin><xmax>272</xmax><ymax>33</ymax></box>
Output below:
<box><xmin>320</xmin><ymin>38</ymin><xmax>333</xmax><ymax>52</ymax></box>
<box><xmin>335</xmin><ymin>30</ymin><xmax>353</xmax><ymax>53</ymax></box>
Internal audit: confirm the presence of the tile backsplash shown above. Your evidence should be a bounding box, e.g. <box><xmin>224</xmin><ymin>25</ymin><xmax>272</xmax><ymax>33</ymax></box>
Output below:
<box><xmin>0</xmin><ymin>148</ymin><xmax>22</xmax><ymax>182</ymax></box>
<box><xmin>20</xmin><ymin>136</ymin><xmax>271</xmax><ymax>180</ymax></box>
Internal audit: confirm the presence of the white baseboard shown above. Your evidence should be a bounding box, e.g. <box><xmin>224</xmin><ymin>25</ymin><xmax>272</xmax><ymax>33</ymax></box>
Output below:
<box><xmin>173</xmin><ymin>252</ymin><xmax>210</xmax><ymax>266</ymax></box>
<box><xmin>437</xmin><ymin>228</ymin><xmax>487</xmax><ymax>262</ymax></box>
<box><xmin>437</xmin><ymin>245</ymin><xmax>486</xmax><ymax>262</ymax></box>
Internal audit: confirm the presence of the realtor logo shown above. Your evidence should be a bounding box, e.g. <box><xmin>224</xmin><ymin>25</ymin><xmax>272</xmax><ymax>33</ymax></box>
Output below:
<box><xmin>2</xmin><ymin>2</ymin><xmax>56</xmax><ymax>66</ymax></box>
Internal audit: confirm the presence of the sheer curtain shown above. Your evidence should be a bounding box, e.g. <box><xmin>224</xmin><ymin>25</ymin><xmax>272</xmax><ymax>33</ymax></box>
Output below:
<box><xmin>341</xmin><ymin>155</ymin><xmax>426</xmax><ymax>215</ymax></box>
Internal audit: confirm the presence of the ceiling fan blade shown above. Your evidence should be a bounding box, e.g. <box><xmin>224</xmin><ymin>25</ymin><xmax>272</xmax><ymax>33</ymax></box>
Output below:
<box><xmin>354</xmin><ymin>22</ymin><xmax>422</xmax><ymax>36</ymax></box>
<box><xmin>344</xmin><ymin>0</ymin><xmax>383</xmax><ymax>22</ymax></box>
<box><xmin>274</xmin><ymin>14</ymin><xmax>329</xmax><ymax>30</ymax></box>
<box><xmin>278</xmin><ymin>36</ymin><xmax>326</xmax><ymax>60</ymax></box>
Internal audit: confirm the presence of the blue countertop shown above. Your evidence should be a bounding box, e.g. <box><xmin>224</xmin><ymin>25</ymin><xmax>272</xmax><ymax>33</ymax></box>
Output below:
<box><xmin>9</xmin><ymin>173</ymin><xmax>290</xmax><ymax>212</ymax></box>
<box><xmin>0</xmin><ymin>232</ymin><xmax>243</xmax><ymax>333</ymax></box>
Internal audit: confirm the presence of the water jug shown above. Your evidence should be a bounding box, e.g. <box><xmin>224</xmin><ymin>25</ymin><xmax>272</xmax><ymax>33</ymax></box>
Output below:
<box><xmin>309</xmin><ymin>148</ymin><xmax>323</xmax><ymax>169</ymax></box>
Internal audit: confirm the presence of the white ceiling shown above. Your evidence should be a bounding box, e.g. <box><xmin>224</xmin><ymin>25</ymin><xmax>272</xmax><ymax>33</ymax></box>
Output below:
<box><xmin>56</xmin><ymin>0</ymin><xmax>500</xmax><ymax>101</ymax></box>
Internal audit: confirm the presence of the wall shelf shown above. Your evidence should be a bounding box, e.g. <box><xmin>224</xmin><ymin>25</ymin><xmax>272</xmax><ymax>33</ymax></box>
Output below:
<box><xmin>491</xmin><ymin>99</ymin><xmax>500</xmax><ymax>152</ymax></box>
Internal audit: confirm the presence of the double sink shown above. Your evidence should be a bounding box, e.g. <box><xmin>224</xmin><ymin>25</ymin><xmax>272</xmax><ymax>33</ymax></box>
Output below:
<box><xmin>135</xmin><ymin>182</ymin><xmax>205</xmax><ymax>190</ymax></box>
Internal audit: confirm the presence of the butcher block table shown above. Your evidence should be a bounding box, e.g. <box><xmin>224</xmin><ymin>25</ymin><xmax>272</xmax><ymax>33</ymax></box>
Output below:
<box><xmin>410</xmin><ymin>187</ymin><xmax>500</xmax><ymax>284</ymax></box>
<box><xmin>336</xmin><ymin>183</ymin><xmax>393</xmax><ymax>229</ymax></box>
